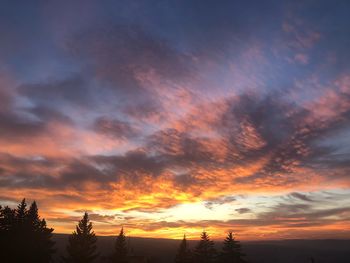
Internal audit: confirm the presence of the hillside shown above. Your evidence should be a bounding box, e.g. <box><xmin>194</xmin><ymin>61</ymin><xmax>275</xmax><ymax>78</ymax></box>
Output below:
<box><xmin>53</xmin><ymin>234</ymin><xmax>350</xmax><ymax>263</ymax></box>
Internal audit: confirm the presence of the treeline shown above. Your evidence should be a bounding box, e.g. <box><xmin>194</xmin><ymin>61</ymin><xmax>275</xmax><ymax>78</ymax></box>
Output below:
<box><xmin>0</xmin><ymin>199</ymin><xmax>55</xmax><ymax>263</ymax></box>
<box><xmin>0</xmin><ymin>199</ymin><xmax>247</xmax><ymax>263</ymax></box>
<box><xmin>175</xmin><ymin>231</ymin><xmax>247</xmax><ymax>263</ymax></box>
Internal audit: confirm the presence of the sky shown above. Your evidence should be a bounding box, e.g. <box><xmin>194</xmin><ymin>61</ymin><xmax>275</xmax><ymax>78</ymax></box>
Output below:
<box><xmin>0</xmin><ymin>0</ymin><xmax>350</xmax><ymax>240</ymax></box>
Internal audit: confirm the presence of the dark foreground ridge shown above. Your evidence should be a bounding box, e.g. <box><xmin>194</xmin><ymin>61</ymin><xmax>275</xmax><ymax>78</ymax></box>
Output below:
<box><xmin>52</xmin><ymin>234</ymin><xmax>350</xmax><ymax>263</ymax></box>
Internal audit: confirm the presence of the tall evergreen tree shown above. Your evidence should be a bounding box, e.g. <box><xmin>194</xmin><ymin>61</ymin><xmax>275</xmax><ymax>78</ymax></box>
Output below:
<box><xmin>63</xmin><ymin>212</ymin><xmax>99</xmax><ymax>263</ymax></box>
<box><xmin>175</xmin><ymin>235</ymin><xmax>192</xmax><ymax>263</ymax></box>
<box><xmin>220</xmin><ymin>232</ymin><xmax>246</xmax><ymax>263</ymax></box>
<box><xmin>194</xmin><ymin>231</ymin><xmax>217</xmax><ymax>263</ymax></box>
<box><xmin>16</xmin><ymin>198</ymin><xmax>27</xmax><ymax>223</ymax></box>
<box><xmin>27</xmin><ymin>201</ymin><xmax>55</xmax><ymax>263</ymax></box>
<box><xmin>13</xmin><ymin>198</ymin><xmax>30</xmax><ymax>262</ymax></box>
<box><xmin>110</xmin><ymin>227</ymin><xmax>129</xmax><ymax>263</ymax></box>
<box><xmin>27</xmin><ymin>201</ymin><xmax>41</xmax><ymax>227</ymax></box>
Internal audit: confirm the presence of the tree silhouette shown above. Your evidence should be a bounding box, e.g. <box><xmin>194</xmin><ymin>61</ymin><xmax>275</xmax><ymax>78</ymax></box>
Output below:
<box><xmin>110</xmin><ymin>227</ymin><xmax>129</xmax><ymax>263</ymax></box>
<box><xmin>16</xmin><ymin>198</ymin><xmax>27</xmax><ymax>223</ymax></box>
<box><xmin>0</xmin><ymin>199</ymin><xmax>55</xmax><ymax>263</ymax></box>
<box><xmin>13</xmin><ymin>198</ymin><xmax>30</xmax><ymax>262</ymax></box>
<box><xmin>63</xmin><ymin>212</ymin><xmax>99</xmax><ymax>263</ymax></box>
<box><xmin>175</xmin><ymin>235</ymin><xmax>192</xmax><ymax>263</ymax></box>
<box><xmin>0</xmin><ymin>205</ymin><xmax>17</xmax><ymax>262</ymax></box>
<box><xmin>27</xmin><ymin>201</ymin><xmax>55</xmax><ymax>262</ymax></box>
<box><xmin>194</xmin><ymin>231</ymin><xmax>217</xmax><ymax>263</ymax></box>
<box><xmin>220</xmin><ymin>232</ymin><xmax>246</xmax><ymax>263</ymax></box>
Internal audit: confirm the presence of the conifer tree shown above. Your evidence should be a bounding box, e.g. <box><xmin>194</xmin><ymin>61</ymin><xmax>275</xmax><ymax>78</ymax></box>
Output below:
<box><xmin>16</xmin><ymin>198</ymin><xmax>28</xmax><ymax>224</ymax></box>
<box><xmin>0</xmin><ymin>199</ymin><xmax>55</xmax><ymax>263</ymax></box>
<box><xmin>63</xmin><ymin>212</ymin><xmax>99</xmax><ymax>263</ymax></box>
<box><xmin>220</xmin><ymin>232</ymin><xmax>246</xmax><ymax>263</ymax></box>
<box><xmin>194</xmin><ymin>231</ymin><xmax>217</xmax><ymax>263</ymax></box>
<box><xmin>28</xmin><ymin>201</ymin><xmax>41</xmax><ymax>227</ymax></box>
<box><xmin>27</xmin><ymin>201</ymin><xmax>55</xmax><ymax>263</ymax></box>
<box><xmin>110</xmin><ymin>227</ymin><xmax>129</xmax><ymax>263</ymax></box>
<box><xmin>14</xmin><ymin>198</ymin><xmax>30</xmax><ymax>262</ymax></box>
<box><xmin>0</xmin><ymin>205</ymin><xmax>16</xmax><ymax>262</ymax></box>
<box><xmin>0</xmin><ymin>205</ymin><xmax>15</xmax><ymax>232</ymax></box>
<box><xmin>175</xmin><ymin>234</ymin><xmax>192</xmax><ymax>263</ymax></box>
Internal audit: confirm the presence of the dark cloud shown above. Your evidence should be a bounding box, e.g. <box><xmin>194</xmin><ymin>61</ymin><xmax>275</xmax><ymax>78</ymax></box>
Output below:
<box><xmin>0</xmin><ymin>79</ymin><xmax>13</xmax><ymax>110</ymax></box>
<box><xmin>261</xmin><ymin>203</ymin><xmax>312</xmax><ymax>220</ymax></box>
<box><xmin>289</xmin><ymin>192</ymin><xmax>313</xmax><ymax>202</ymax></box>
<box><xmin>147</xmin><ymin>129</ymin><xmax>218</xmax><ymax>165</ymax></box>
<box><xmin>18</xmin><ymin>75</ymin><xmax>92</xmax><ymax>107</ymax></box>
<box><xmin>92</xmin><ymin>150</ymin><xmax>167</xmax><ymax>180</ymax></box>
<box><xmin>93</xmin><ymin>116</ymin><xmax>139</xmax><ymax>139</ymax></box>
<box><xmin>74</xmin><ymin>209</ymin><xmax>93</xmax><ymax>214</ymax></box>
<box><xmin>204</xmin><ymin>196</ymin><xmax>236</xmax><ymax>210</ymax></box>
<box><xmin>48</xmin><ymin>212</ymin><xmax>117</xmax><ymax>225</ymax></box>
<box><xmin>67</xmin><ymin>24</ymin><xmax>194</xmax><ymax>95</ymax></box>
<box><xmin>256</xmin><ymin>191</ymin><xmax>350</xmax><ymax>225</ymax></box>
<box><xmin>235</xmin><ymin>208</ymin><xmax>252</xmax><ymax>214</ymax></box>
<box><xmin>0</xmin><ymin>112</ymin><xmax>46</xmax><ymax>141</ymax></box>
<box><xmin>122</xmin><ymin>102</ymin><xmax>164</xmax><ymax>122</ymax></box>
<box><xmin>220</xmin><ymin>94</ymin><xmax>293</xmax><ymax>148</ymax></box>
<box><xmin>58</xmin><ymin>159</ymin><xmax>113</xmax><ymax>187</ymax></box>
<box><xmin>0</xmin><ymin>150</ymin><xmax>166</xmax><ymax>190</ymax></box>
<box><xmin>47</xmin><ymin>216</ymin><xmax>81</xmax><ymax>224</ymax></box>
<box><xmin>88</xmin><ymin>213</ymin><xmax>116</xmax><ymax>223</ymax></box>
<box><xmin>220</xmin><ymin>91</ymin><xmax>350</xmax><ymax>185</ymax></box>
<box><xmin>0</xmin><ymin>155</ymin><xmax>110</xmax><ymax>190</ymax></box>
<box><xmin>0</xmin><ymin>76</ymin><xmax>75</xmax><ymax>142</ymax></box>
<box><xmin>173</xmin><ymin>174</ymin><xmax>198</xmax><ymax>189</ymax></box>
<box><xmin>28</xmin><ymin>105</ymin><xmax>73</xmax><ymax>124</ymax></box>
<box><xmin>0</xmin><ymin>153</ymin><xmax>56</xmax><ymax>170</ymax></box>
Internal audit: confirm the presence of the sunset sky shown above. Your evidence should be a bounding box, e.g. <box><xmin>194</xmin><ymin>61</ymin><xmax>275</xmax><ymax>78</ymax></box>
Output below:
<box><xmin>1</xmin><ymin>0</ymin><xmax>350</xmax><ymax>240</ymax></box>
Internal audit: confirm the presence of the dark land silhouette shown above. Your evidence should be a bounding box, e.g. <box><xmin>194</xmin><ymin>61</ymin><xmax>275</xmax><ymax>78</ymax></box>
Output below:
<box><xmin>52</xmin><ymin>234</ymin><xmax>350</xmax><ymax>263</ymax></box>
<box><xmin>1</xmin><ymin>199</ymin><xmax>349</xmax><ymax>263</ymax></box>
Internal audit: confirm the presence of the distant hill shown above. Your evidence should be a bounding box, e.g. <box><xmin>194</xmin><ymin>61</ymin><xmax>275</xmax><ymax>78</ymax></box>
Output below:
<box><xmin>53</xmin><ymin>234</ymin><xmax>350</xmax><ymax>263</ymax></box>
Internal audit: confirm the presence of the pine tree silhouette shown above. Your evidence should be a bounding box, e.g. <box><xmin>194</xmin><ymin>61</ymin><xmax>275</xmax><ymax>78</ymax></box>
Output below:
<box><xmin>194</xmin><ymin>231</ymin><xmax>217</xmax><ymax>263</ymax></box>
<box><xmin>175</xmin><ymin>235</ymin><xmax>192</xmax><ymax>263</ymax></box>
<box><xmin>0</xmin><ymin>205</ymin><xmax>17</xmax><ymax>262</ymax></box>
<box><xmin>12</xmin><ymin>198</ymin><xmax>30</xmax><ymax>262</ymax></box>
<box><xmin>16</xmin><ymin>198</ymin><xmax>27</xmax><ymax>223</ymax></box>
<box><xmin>110</xmin><ymin>227</ymin><xmax>129</xmax><ymax>263</ymax></box>
<box><xmin>27</xmin><ymin>201</ymin><xmax>55</xmax><ymax>263</ymax></box>
<box><xmin>0</xmin><ymin>205</ymin><xmax>15</xmax><ymax>233</ymax></box>
<box><xmin>63</xmin><ymin>212</ymin><xmax>99</xmax><ymax>263</ymax></box>
<box><xmin>0</xmin><ymin>199</ymin><xmax>55</xmax><ymax>263</ymax></box>
<box><xmin>220</xmin><ymin>232</ymin><xmax>247</xmax><ymax>263</ymax></box>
